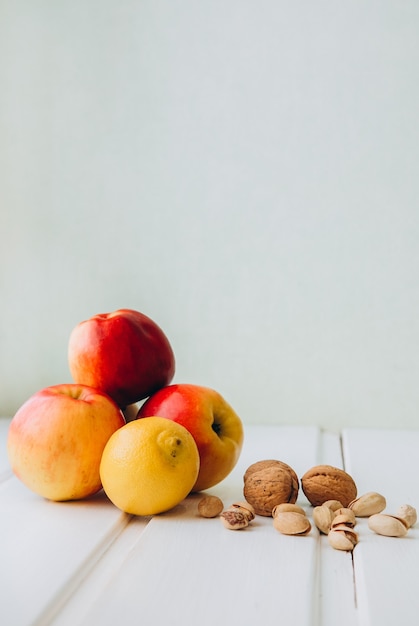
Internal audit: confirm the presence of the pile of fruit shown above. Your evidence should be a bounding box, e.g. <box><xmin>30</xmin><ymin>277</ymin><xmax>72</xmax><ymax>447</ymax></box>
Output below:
<box><xmin>7</xmin><ymin>309</ymin><xmax>244</xmax><ymax>515</ymax></box>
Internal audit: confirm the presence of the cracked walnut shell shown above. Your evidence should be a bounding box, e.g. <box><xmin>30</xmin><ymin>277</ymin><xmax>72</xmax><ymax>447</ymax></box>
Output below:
<box><xmin>243</xmin><ymin>460</ymin><xmax>299</xmax><ymax>516</ymax></box>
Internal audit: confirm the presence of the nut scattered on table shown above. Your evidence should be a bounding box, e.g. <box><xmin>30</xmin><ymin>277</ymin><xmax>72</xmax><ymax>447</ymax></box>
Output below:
<box><xmin>348</xmin><ymin>492</ymin><xmax>386</xmax><ymax>517</ymax></box>
<box><xmin>312</xmin><ymin>505</ymin><xmax>358</xmax><ymax>550</ymax></box>
<box><xmin>368</xmin><ymin>513</ymin><xmax>409</xmax><ymax>537</ymax></box>
<box><xmin>332</xmin><ymin>509</ymin><xmax>356</xmax><ymax>527</ymax></box>
<box><xmin>230</xmin><ymin>501</ymin><xmax>256</xmax><ymax>522</ymax></box>
<box><xmin>272</xmin><ymin>503</ymin><xmax>306</xmax><ymax>517</ymax></box>
<box><xmin>312</xmin><ymin>505</ymin><xmax>334</xmax><ymax>534</ymax></box>
<box><xmin>220</xmin><ymin>501</ymin><xmax>255</xmax><ymax>530</ymax></box>
<box><xmin>220</xmin><ymin>509</ymin><xmax>249</xmax><ymax>530</ymax></box>
<box><xmin>395</xmin><ymin>504</ymin><xmax>417</xmax><ymax>528</ymax></box>
<box><xmin>273</xmin><ymin>510</ymin><xmax>311</xmax><ymax>536</ymax></box>
<box><xmin>322</xmin><ymin>499</ymin><xmax>344</xmax><ymax>512</ymax></box>
<box><xmin>243</xmin><ymin>459</ymin><xmax>299</xmax><ymax>516</ymax></box>
<box><xmin>198</xmin><ymin>495</ymin><xmax>224</xmax><ymax>518</ymax></box>
<box><xmin>301</xmin><ymin>465</ymin><xmax>357</xmax><ymax>508</ymax></box>
<box><xmin>328</xmin><ymin>528</ymin><xmax>358</xmax><ymax>551</ymax></box>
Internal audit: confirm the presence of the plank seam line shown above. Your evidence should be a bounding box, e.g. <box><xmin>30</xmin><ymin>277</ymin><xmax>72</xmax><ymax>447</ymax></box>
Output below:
<box><xmin>341</xmin><ymin>431</ymin><xmax>359</xmax><ymax>618</ymax></box>
<box><xmin>351</xmin><ymin>551</ymin><xmax>358</xmax><ymax>611</ymax></box>
<box><xmin>33</xmin><ymin>513</ymin><xmax>134</xmax><ymax>626</ymax></box>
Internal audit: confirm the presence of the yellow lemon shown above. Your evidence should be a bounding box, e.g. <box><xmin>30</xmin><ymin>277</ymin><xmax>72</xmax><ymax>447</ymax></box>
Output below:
<box><xmin>100</xmin><ymin>416</ymin><xmax>200</xmax><ymax>516</ymax></box>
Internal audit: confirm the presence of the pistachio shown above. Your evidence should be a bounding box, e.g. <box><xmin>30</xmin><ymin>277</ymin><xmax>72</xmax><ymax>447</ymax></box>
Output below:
<box><xmin>332</xmin><ymin>510</ymin><xmax>356</xmax><ymax>528</ymax></box>
<box><xmin>273</xmin><ymin>511</ymin><xmax>311</xmax><ymax>536</ymax></box>
<box><xmin>368</xmin><ymin>514</ymin><xmax>408</xmax><ymax>538</ymax></box>
<box><xmin>312</xmin><ymin>505</ymin><xmax>334</xmax><ymax>534</ymax></box>
<box><xmin>395</xmin><ymin>516</ymin><xmax>410</xmax><ymax>529</ymax></box>
<box><xmin>229</xmin><ymin>501</ymin><xmax>255</xmax><ymax>522</ymax></box>
<box><xmin>328</xmin><ymin>528</ymin><xmax>358</xmax><ymax>551</ymax></box>
<box><xmin>331</xmin><ymin>523</ymin><xmax>358</xmax><ymax>538</ymax></box>
<box><xmin>198</xmin><ymin>495</ymin><xmax>224</xmax><ymax>518</ymax></box>
<box><xmin>395</xmin><ymin>504</ymin><xmax>417</xmax><ymax>528</ymax></box>
<box><xmin>220</xmin><ymin>509</ymin><xmax>249</xmax><ymax>530</ymax></box>
<box><xmin>348</xmin><ymin>492</ymin><xmax>386</xmax><ymax>517</ymax></box>
<box><xmin>272</xmin><ymin>503</ymin><xmax>306</xmax><ymax>517</ymax></box>
<box><xmin>322</xmin><ymin>499</ymin><xmax>344</xmax><ymax>512</ymax></box>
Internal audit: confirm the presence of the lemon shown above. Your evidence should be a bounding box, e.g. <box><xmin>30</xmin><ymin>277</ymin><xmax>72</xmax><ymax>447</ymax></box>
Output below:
<box><xmin>99</xmin><ymin>416</ymin><xmax>200</xmax><ymax>516</ymax></box>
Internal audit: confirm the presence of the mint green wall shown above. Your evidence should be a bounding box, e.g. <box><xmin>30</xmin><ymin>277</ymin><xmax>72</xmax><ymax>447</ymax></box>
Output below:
<box><xmin>1</xmin><ymin>1</ymin><xmax>419</xmax><ymax>430</ymax></box>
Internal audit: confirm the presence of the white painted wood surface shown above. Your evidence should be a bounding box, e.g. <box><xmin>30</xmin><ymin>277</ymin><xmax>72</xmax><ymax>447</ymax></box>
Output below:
<box><xmin>343</xmin><ymin>428</ymin><xmax>419</xmax><ymax>626</ymax></box>
<box><xmin>1</xmin><ymin>419</ymin><xmax>418</xmax><ymax>626</ymax></box>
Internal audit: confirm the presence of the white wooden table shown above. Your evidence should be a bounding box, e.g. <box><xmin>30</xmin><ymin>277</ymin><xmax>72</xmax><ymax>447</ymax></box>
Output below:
<box><xmin>1</xmin><ymin>418</ymin><xmax>418</xmax><ymax>626</ymax></box>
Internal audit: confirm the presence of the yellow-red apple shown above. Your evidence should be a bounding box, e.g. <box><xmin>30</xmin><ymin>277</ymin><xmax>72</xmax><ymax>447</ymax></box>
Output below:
<box><xmin>68</xmin><ymin>309</ymin><xmax>175</xmax><ymax>408</ymax></box>
<box><xmin>7</xmin><ymin>384</ymin><xmax>125</xmax><ymax>501</ymax></box>
<box><xmin>136</xmin><ymin>384</ymin><xmax>244</xmax><ymax>492</ymax></box>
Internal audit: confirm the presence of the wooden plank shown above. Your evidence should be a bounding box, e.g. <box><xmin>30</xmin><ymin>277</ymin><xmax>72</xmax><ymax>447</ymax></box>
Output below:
<box><xmin>317</xmin><ymin>430</ymin><xmax>358</xmax><ymax>626</ymax></box>
<box><xmin>53</xmin><ymin>426</ymin><xmax>325</xmax><ymax>625</ymax></box>
<box><xmin>0</xmin><ymin>476</ymin><xmax>147</xmax><ymax>626</ymax></box>
<box><xmin>0</xmin><ymin>425</ymin><xmax>358</xmax><ymax>625</ymax></box>
<box><xmin>342</xmin><ymin>428</ymin><xmax>419</xmax><ymax>626</ymax></box>
<box><xmin>83</xmin><ymin>499</ymin><xmax>318</xmax><ymax>626</ymax></box>
<box><xmin>50</xmin><ymin>516</ymin><xmax>151</xmax><ymax>626</ymax></box>
<box><xmin>342</xmin><ymin>428</ymin><xmax>419</xmax><ymax>511</ymax></box>
<box><xmin>56</xmin><ymin>426</ymin><xmax>334</xmax><ymax>626</ymax></box>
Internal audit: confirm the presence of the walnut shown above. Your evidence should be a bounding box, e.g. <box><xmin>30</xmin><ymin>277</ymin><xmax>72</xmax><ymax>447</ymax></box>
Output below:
<box><xmin>301</xmin><ymin>465</ymin><xmax>357</xmax><ymax>507</ymax></box>
<box><xmin>243</xmin><ymin>460</ymin><xmax>299</xmax><ymax>516</ymax></box>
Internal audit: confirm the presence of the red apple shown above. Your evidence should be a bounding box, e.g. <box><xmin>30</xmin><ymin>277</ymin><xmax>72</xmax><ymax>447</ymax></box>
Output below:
<box><xmin>137</xmin><ymin>384</ymin><xmax>244</xmax><ymax>492</ymax></box>
<box><xmin>7</xmin><ymin>384</ymin><xmax>125</xmax><ymax>501</ymax></box>
<box><xmin>68</xmin><ymin>309</ymin><xmax>175</xmax><ymax>408</ymax></box>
